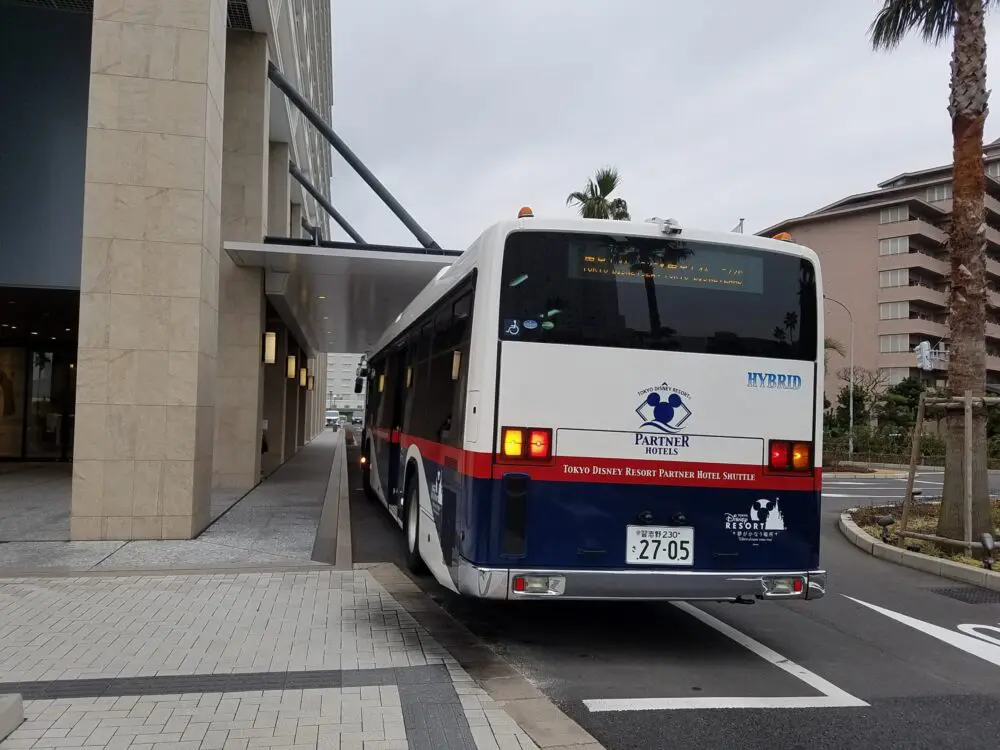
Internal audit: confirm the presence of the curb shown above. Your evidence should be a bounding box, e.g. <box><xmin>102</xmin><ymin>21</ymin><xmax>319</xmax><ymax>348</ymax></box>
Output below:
<box><xmin>838</xmin><ymin>511</ymin><xmax>1000</xmax><ymax>592</ymax></box>
<box><xmin>0</xmin><ymin>693</ymin><xmax>23</xmax><ymax>741</ymax></box>
<box><xmin>826</xmin><ymin>472</ymin><xmax>907</xmax><ymax>479</ymax></box>
<box><xmin>311</xmin><ymin>428</ymin><xmax>351</xmax><ymax>568</ymax></box>
<box><xmin>367</xmin><ymin>563</ymin><xmax>604</xmax><ymax>750</ymax></box>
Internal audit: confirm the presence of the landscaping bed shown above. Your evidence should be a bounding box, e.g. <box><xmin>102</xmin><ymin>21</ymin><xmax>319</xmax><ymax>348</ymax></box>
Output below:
<box><xmin>826</xmin><ymin>462</ymin><xmax>876</xmax><ymax>473</ymax></box>
<box><xmin>851</xmin><ymin>498</ymin><xmax>1000</xmax><ymax>568</ymax></box>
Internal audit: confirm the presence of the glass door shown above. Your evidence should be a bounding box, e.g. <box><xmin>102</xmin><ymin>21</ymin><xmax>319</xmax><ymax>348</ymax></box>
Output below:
<box><xmin>0</xmin><ymin>348</ymin><xmax>25</xmax><ymax>458</ymax></box>
<box><xmin>25</xmin><ymin>350</ymin><xmax>74</xmax><ymax>460</ymax></box>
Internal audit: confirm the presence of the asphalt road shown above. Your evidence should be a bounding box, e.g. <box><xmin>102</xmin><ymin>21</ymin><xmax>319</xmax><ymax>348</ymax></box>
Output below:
<box><xmin>347</xmin><ymin>439</ymin><xmax>1000</xmax><ymax>750</ymax></box>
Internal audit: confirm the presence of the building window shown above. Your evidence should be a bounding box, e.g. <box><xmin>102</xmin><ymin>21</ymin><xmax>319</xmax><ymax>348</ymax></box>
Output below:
<box><xmin>880</xmin><ymin>301</ymin><xmax>909</xmax><ymax>320</ymax></box>
<box><xmin>989</xmin><ymin>161</ymin><xmax>1000</xmax><ymax>179</ymax></box>
<box><xmin>880</xmin><ymin>334</ymin><xmax>910</xmax><ymax>353</ymax></box>
<box><xmin>879</xmin><ymin>205</ymin><xmax>910</xmax><ymax>224</ymax></box>
<box><xmin>926</xmin><ymin>184</ymin><xmax>952</xmax><ymax>202</ymax></box>
<box><xmin>881</xmin><ymin>367</ymin><xmax>911</xmax><ymax>385</ymax></box>
<box><xmin>879</xmin><ymin>237</ymin><xmax>910</xmax><ymax>256</ymax></box>
<box><xmin>879</xmin><ymin>269</ymin><xmax>909</xmax><ymax>288</ymax></box>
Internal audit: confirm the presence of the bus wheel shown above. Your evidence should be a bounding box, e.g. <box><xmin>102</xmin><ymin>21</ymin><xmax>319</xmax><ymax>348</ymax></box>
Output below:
<box><xmin>404</xmin><ymin>482</ymin><xmax>428</xmax><ymax>575</ymax></box>
<box><xmin>361</xmin><ymin>445</ymin><xmax>375</xmax><ymax>500</ymax></box>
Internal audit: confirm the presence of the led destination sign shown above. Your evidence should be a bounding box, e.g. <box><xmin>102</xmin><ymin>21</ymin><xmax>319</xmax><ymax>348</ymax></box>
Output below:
<box><xmin>569</xmin><ymin>244</ymin><xmax>764</xmax><ymax>294</ymax></box>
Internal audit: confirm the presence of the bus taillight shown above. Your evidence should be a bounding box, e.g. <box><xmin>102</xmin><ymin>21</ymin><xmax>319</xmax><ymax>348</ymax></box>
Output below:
<box><xmin>500</xmin><ymin>427</ymin><xmax>553</xmax><ymax>462</ymax></box>
<box><xmin>768</xmin><ymin>439</ymin><xmax>812</xmax><ymax>471</ymax></box>
<box><xmin>528</xmin><ymin>429</ymin><xmax>550</xmax><ymax>459</ymax></box>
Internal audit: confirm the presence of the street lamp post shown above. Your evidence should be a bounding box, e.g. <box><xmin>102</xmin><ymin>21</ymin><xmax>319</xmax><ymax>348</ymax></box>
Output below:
<box><xmin>825</xmin><ymin>295</ymin><xmax>855</xmax><ymax>462</ymax></box>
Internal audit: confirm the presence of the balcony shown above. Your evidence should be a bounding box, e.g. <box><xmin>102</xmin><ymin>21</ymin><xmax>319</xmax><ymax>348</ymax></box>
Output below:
<box><xmin>878</xmin><ymin>283</ymin><xmax>948</xmax><ymax>308</ymax></box>
<box><xmin>878</xmin><ymin>219</ymin><xmax>947</xmax><ymax>246</ymax></box>
<box><xmin>878</xmin><ymin>251</ymin><xmax>948</xmax><ymax>277</ymax></box>
<box><xmin>878</xmin><ymin>317</ymin><xmax>948</xmax><ymax>338</ymax></box>
<box><xmin>936</xmin><ymin>194</ymin><xmax>1000</xmax><ymax>221</ymax></box>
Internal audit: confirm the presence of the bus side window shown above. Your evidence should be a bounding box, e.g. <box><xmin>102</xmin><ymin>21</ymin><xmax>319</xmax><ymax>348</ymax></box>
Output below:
<box><xmin>426</xmin><ymin>307</ymin><xmax>456</xmax><ymax>444</ymax></box>
<box><xmin>449</xmin><ymin>292</ymin><xmax>474</xmax><ymax>447</ymax></box>
<box><xmin>405</xmin><ymin>322</ymin><xmax>433</xmax><ymax>440</ymax></box>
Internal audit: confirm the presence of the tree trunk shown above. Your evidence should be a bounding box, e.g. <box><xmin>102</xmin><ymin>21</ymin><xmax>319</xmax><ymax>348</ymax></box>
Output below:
<box><xmin>939</xmin><ymin>0</ymin><xmax>992</xmax><ymax>541</ymax></box>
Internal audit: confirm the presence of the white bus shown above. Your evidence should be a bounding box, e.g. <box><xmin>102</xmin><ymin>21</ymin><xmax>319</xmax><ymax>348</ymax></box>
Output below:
<box><xmin>358</xmin><ymin>212</ymin><xmax>825</xmax><ymax>602</ymax></box>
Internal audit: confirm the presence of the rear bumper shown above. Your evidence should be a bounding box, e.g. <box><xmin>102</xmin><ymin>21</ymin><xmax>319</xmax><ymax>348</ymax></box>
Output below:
<box><xmin>455</xmin><ymin>558</ymin><xmax>826</xmax><ymax>602</ymax></box>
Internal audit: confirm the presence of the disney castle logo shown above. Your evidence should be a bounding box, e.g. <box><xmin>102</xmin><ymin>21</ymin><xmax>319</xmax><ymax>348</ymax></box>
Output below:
<box><xmin>725</xmin><ymin>498</ymin><xmax>786</xmax><ymax>544</ymax></box>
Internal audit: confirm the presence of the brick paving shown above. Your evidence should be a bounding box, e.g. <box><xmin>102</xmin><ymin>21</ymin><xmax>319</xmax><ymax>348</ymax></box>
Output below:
<box><xmin>0</xmin><ymin>569</ymin><xmax>538</xmax><ymax>750</ymax></box>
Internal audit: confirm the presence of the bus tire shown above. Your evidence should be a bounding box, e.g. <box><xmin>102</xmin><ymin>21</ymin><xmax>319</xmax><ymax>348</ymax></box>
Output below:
<box><xmin>404</xmin><ymin>482</ymin><xmax>428</xmax><ymax>575</ymax></box>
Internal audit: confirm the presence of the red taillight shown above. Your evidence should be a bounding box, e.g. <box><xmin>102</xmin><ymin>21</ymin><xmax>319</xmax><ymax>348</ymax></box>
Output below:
<box><xmin>528</xmin><ymin>429</ymin><xmax>550</xmax><ymax>459</ymax></box>
<box><xmin>769</xmin><ymin>441</ymin><xmax>789</xmax><ymax>470</ymax></box>
<box><xmin>768</xmin><ymin>439</ymin><xmax>813</xmax><ymax>472</ymax></box>
<box><xmin>500</xmin><ymin>427</ymin><xmax>552</xmax><ymax>462</ymax></box>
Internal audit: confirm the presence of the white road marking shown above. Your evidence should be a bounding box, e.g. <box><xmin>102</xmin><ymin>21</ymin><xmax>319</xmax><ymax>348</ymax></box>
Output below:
<box><xmin>823</xmin><ymin>492</ymin><xmax>898</xmax><ymax>498</ymax></box>
<box><xmin>583</xmin><ymin>602</ymin><xmax>868</xmax><ymax>712</ymax></box>
<box><xmin>844</xmin><ymin>596</ymin><xmax>1000</xmax><ymax>668</ymax></box>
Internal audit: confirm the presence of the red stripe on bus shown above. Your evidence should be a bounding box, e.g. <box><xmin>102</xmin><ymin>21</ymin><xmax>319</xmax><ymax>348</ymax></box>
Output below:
<box><xmin>492</xmin><ymin>456</ymin><xmax>819</xmax><ymax>491</ymax></box>
<box><xmin>373</xmin><ymin>430</ymin><xmax>819</xmax><ymax>491</ymax></box>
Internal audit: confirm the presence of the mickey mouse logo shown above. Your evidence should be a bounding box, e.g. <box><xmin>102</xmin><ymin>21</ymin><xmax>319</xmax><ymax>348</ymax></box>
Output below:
<box><xmin>636</xmin><ymin>386</ymin><xmax>692</xmax><ymax>433</ymax></box>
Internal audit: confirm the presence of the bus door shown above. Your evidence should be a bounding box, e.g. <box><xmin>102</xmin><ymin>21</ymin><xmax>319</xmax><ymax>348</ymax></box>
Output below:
<box><xmin>373</xmin><ymin>347</ymin><xmax>404</xmax><ymax>504</ymax></box>
<box><xmin>385</xmin><ymin>346</ymin><xmax>408</xmax><ymax>507</ymax></box>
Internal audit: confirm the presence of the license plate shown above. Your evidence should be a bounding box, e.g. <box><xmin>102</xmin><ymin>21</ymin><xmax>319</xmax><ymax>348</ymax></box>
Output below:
<box><xmin>625</xmin><ymin>526</ymin><xmax>694</xmax><ymax>566</ymax></box>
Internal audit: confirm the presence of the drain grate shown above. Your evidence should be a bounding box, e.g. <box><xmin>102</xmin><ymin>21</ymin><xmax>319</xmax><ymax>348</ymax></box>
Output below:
<box><xmin>930</xmin><ymin>586</ymin><xmax>1000</xmax><ymax>605</ymax></box>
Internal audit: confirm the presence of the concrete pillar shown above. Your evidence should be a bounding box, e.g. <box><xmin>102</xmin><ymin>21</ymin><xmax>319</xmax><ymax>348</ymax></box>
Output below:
<box><xmin>303</xmin><ymin>368</ymin><xmax>313</xmax><ymax>443</ymax></box>
<box><xmin>319</xmin><ymin>353</ymin><xmax>328</xmax><ymax>436</ymax></box>
<box><xmin>268</xmin><ymin>143</ymin><xmax>291</xmax><ymax>237</ymax></box>
<box><xmin>284</xmin><ymin>343</ymin><xmax>299</xmax><ymax>459</ymax></box>
<box><xmin>71</xmin><ymin>0</ymin><xmax>227</xmax><ymax>541</ymax></box>
<box><xmin>313</xmin><ymin>353</ymin><xmax>325</xmax><ymax>438</ymax></box>
<box><xmin>260</xmin><ymin>324</ymin><xmax>287</xmax><ymax>476</ymax></box>
<box><xmin>213</xmin><ymin>30</ymin><xmax>269</xmax><ymax>491</ymax></box>
<box><xmin>290</xmin><ymin>202</ymin><xmax>303</xmax><ymax>238</ymax></box>
<box><xmin>297</xmin><ymin>380</ymin><xmax>307</xmax><ymax>447</ymax></box>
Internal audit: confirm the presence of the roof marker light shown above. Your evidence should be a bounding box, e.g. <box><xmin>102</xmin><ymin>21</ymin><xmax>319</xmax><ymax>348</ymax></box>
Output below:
<box><xmin>518</xmin><ymin>206</ymin><xmax>534</xmax><ymax>218</ymax></box>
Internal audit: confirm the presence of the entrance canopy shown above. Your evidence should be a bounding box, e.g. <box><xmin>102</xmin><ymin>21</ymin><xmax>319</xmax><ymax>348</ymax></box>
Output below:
<box><xmin>224</xmin><ymin>239</ymin><xmax>460</xmax><ymax>354</ymax></box>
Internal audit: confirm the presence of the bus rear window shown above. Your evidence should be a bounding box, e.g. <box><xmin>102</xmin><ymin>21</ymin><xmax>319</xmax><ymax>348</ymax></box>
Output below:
<box><xmin>498</xmin><ymin>230</ymin><xmax>818</xmax><ymax>361</ymax></box>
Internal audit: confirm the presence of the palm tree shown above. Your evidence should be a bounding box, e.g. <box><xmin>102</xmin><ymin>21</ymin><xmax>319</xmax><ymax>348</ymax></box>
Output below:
<box><xmin>870</xmin><ymin>0</ymin><xmax>995</xmax><ymax>540</ymax></box>
<box><xmin>566</xmin><ymin>167</ymin><xmax>631</xmax><ymax>220</ymax></box>
<box><xmin>824</xmin><ymin>337</ymin><xmax>846</xmax><ymax>374</ymax></box>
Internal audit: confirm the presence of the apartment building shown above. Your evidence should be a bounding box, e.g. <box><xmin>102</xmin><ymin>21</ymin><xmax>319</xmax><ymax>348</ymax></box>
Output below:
<box><xmin>326</xmin><ymin>352</ymin><xmax>366</xmax><ymax>414</ymax></box>
<box><xmin>760</xmin><ymin>138</ymin><xmax>1000</xmax><ymax>399</ymax></box>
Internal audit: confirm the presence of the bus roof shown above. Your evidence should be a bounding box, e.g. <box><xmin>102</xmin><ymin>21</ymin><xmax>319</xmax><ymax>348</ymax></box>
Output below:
<box><xmin>367</xmin><ymin>217</ymin><xmax>820</xmax><ymax>357</ymax></box>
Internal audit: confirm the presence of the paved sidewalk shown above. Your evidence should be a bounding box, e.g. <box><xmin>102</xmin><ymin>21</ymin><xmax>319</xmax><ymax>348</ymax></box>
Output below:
<box><xmin>0</xmin><ymin>431</ymin><xmax>338</xmax><ymax>572</ymax></box>
<box><xmin>0</xmin><ymin>569</ymin><xmax>539</xmax><ymax>750</ymax></box>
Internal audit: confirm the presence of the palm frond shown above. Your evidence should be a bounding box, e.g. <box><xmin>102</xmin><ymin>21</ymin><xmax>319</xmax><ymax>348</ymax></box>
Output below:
<box><xmin>565</xmin><ymin>191</ymin><xmax>588</xmax><ymax>207</ymax></box>
<box><xmin>593</xmin><ymin>167</ymin><xmax>621</xmax><ymax>199</ymax></box>
<box><xmin>609</xmin><ymin>197</ymin><xmax>631</xmax><ymax>221</ymax></box>
<box><xmin>825</xmin><ymin>336</ymin><xmax>846</xmax><ymax>357</ymax></box>
<box><xmin>869</xmin><ymin>0</ymin><xmax>956</xmax><ymax>50</ymax></box>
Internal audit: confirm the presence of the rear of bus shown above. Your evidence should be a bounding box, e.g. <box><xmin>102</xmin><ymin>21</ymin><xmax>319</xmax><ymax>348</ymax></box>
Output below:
<box><xmin>464</xmin><ymin>222</ymin><xmax>824</xmax><ymax>602</ymax></box>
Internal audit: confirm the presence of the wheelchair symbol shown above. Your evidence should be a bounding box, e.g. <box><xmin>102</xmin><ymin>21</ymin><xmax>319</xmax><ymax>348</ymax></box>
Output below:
<box><xmin>505</xmin><ymin>319</ymin><xmax>520</xmax><ymax>336</ymax></box>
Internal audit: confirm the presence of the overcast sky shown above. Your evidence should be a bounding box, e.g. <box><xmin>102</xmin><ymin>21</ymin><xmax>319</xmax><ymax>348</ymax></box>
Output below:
<box><xmin>327</xmin><ymin>1</ymin><xmax>1000</xmax><ymax>251</ymax></box>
